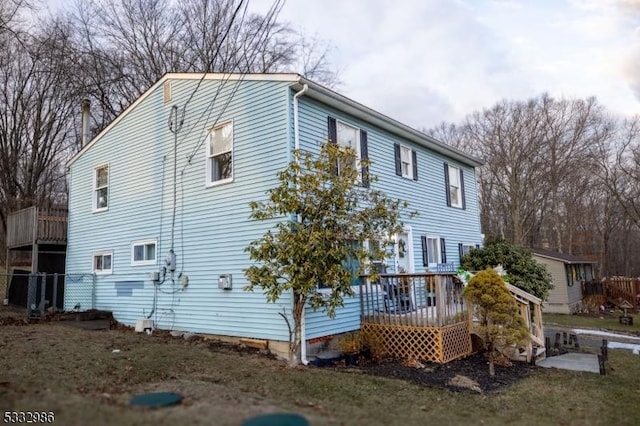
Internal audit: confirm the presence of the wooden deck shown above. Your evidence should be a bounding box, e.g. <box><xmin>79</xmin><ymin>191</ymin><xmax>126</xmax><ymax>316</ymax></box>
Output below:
<box><xmin>6</xmin><ymin>206</ymin><xmax>67</xmax><ymax>249</ymax></box>
<box><xmin>359</xmin><ymin>273</ymin><xmax>545</xmax><ymax>364</ymax></box>
<box><xmin>359</xmin><ymin>273</ymin><xmax>472</xmax><ymax>363</ymax></box>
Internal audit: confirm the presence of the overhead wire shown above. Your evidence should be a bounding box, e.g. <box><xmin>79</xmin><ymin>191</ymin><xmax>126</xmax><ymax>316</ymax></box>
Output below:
<box><xmin>181</xmin><ymin>0</ymin><xmax>285</xmax><ymax>168</ymax></box>
<box><xmin>154</xmin><ymin>0</ymin><xmax>286</xmax><ymax>303</ymax></box>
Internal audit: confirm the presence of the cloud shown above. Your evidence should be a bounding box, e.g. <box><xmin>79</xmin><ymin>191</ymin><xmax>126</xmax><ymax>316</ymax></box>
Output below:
<box><xmin>254</xmin><ymin>0</ymin><xmax>640</xmax><ymax>126</ymax></box>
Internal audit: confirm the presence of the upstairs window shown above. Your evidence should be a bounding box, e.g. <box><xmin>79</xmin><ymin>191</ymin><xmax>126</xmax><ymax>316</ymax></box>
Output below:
<box><xmin>394</xmin><ymin>144</ymin><xmax>418</xmax><ymax>180</ymax></box>
<box><xmin>93</xmin><ymin>251</ymin><xmax>113</xmax><ymax>274</ymax></box>
<box><xmin>93</xmin><ymin>164</ymin><xmax>109</xmax><ymax>211</ymax></box>
<box><xmin>207</xmin><ymin>121</ymin><xmax>233</xmax><ymax>185</ymax></box>
<box><xmin>132</xmin><ymin>240</ymin><xmax>156</xmax><ymax>265</ymax></box>
<box><xmin>328</xmin><ymin>117</ymin><xmax>369</xmax><ymax>187</ymax></box>
<box><xmin>444</xmin><ymin>163</ymin><xmax>466</xmax><ymax>209</ymax></box>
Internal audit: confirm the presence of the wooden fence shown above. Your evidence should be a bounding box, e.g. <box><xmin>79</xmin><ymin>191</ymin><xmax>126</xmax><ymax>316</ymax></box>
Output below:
<box><xmin>582</xmin><ymin>277</ymin><xmax>640</xmax><ymax>309</ymax></box>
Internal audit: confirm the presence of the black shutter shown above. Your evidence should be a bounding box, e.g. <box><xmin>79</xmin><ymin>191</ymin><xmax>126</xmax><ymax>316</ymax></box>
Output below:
<box><xmin>444</xmin><ymin>163</ymin><xmax>451</xmax><ymax>207</ymax></box>
<box><xmin>476</xmin><ymin>244</ymin><xmax>480</xmax><ymax>249</ymax></box>
<box><xmin>394</xmin><ymin>143</ymin><xmax>402</xmax><ymax>176</ymax></box>
<box><xmin>360</xmin><ymin>130</ymin><xmax>369</xmax><ymax>188</ymax></box>
<box><xmin>328</xmin><ymin>117</ymin><xmax>338</xmax><ymax>175</ymax></box>
<box><xmin>328</xmin><ymin>116</ymin><xmax>337</xmax><ymax>144</ymax></box>
<box><xmin>460</xmin><ymin>169</ymin><xmax>466</xmax><ymax>209</ymax></box>
<box><xmin>458</xmin><ymin>243</ymin><xmax>464</xmax><ymax>261</ymax></box>
<box><xmin>440</xmin><ymin>238</ymin><xmax>447</xmax><ymax>263</ymax></box>
<box><xmin>412</xmin><ymin>150</ymin><xmax>418</xmax><ymax>181</ymax></box>
<box><xmin>421</xmin><ymin>236</ymin><xmax>428</xmax><ymax>267</ymax></box>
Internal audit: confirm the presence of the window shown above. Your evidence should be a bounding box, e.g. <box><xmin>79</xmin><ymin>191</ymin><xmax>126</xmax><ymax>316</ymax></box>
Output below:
<box><xmin>327</xmin><ymin>117</ymin><xmax>369</xmax><ymax>186</ymax></box>
<box><xmin>394</xmin><ymin>144</ymin><xmax>418</xmax><ymax>180</ymax></box>
<box><xmin>207</xmin><ymin>121</ymin><xmax>233</xmax><ymax>185</ymax></box>
<box><xmin>93</xmin><ymin>165</ymin><xmax>109</xmax><ymax>211</ymax></box>
<box><xmin>444</xmin><ymin>163</ymin><xmax>465</xmax><ymax>209</ymax></box>
<box><xmin>336</xmin><ymin>121</ymin><xmax>360</xmax><ymax>174</ymax></box>
<box><xmin>421</xmin><ymin>236</ymin><xmax>447</xmax><ymax>268</ymax></box>
<box><xmin>458</xmin><ymin>243</ymin><xmax>475</xmax><ymax>260</ymax></box>
<box><xmin>93</xmin><ymin>251</ymin><xmax>113</xmax><ymax>274</ymax></box>
<box><xmin>131</xmin><ymin>240</ymin><xmax>156</xmax><ymax>265</ymax></box>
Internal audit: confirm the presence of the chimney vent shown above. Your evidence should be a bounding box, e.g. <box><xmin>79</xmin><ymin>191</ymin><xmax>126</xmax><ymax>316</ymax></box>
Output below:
<box><xmin>81</xmin><ymin>99</ymin><xmax>91</xmax><ymax>147</ymax></box>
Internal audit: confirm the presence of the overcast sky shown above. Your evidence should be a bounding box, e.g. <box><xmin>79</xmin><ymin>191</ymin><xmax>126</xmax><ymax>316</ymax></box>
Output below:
<box><xmin>45</xmin><ymin>0</ymin><xmax>640</xmax><ymax>130</ymax></box>
<box><xmin>252</xmin><ymin>0</ymin><xmax>640</xmax><ymax>129</ymax></box>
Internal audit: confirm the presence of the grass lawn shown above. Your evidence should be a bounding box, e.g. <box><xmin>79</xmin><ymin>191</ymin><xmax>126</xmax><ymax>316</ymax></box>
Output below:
<box><xmin>543</xmin><ymin>312</ymin><xmax>640</xmax><ymax>335</ymax></box>
<box><xmin>1</xmin><ymin>310</ymin><xmax>639</xmax><ymax>425</ymax></box>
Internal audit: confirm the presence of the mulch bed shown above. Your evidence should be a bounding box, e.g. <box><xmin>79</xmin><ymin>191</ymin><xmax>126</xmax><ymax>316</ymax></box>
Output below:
<box><xmin>354</xmin><ymin>352</ymin><xmax>537</xmax><ymax>394</ymax></box>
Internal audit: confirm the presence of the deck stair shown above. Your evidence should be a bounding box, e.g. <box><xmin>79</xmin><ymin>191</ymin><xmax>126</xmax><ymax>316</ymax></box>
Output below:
<box><xmin>504</xmin><ymin>284</ymin><xmax>546</xmax><ymax>363</ymax></box>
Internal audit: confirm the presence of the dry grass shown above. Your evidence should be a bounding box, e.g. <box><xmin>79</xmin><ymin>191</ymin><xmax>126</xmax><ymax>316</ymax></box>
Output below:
<box><xmin>1</xmin><ymin>307</ymin><xmax>639</xmax><ymax>425</ymax></box>
<box><xmin>543</xmin><ymin>312</ymin><xmax>640</xmax><ymax>335</ymax></box>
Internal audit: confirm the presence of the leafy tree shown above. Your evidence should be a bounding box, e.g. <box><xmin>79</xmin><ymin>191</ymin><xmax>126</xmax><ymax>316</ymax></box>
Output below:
<box><xmin>463</xmin><ymin>268</ymin><xmax>530</xmax><ymax>377</ymax></box>
<box><xmin>244</xmin><ymin>143</ymin><xmax>414</xmax><ymax>367</ymax></box>
<box><xmin>461</xmin><ymin>237</ymin><xmax>552</xmax><ymax>300</ymax></box>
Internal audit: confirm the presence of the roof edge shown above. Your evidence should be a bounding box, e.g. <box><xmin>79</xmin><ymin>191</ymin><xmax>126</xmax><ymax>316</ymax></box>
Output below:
<box><xmin>68</xmin><ymin>72</ymin><xmax>483</xmax><ymax>168</ymax></box>
<box><xmin>67</xmin><ymin>73</ymin><xmax>303</xmax><ymax>168</ymax></box>
<box><xmin>296</xmin><ymin>76</ymin><xmax>484</xmax><ymax>168</ymax></box>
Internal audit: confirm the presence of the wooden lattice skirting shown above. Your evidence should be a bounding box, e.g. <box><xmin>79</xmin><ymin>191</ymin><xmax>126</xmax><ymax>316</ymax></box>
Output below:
<box><xmin>361</xmin><ymin>321</ymin><xmax>472</xmax><ymax>363</ymax></box>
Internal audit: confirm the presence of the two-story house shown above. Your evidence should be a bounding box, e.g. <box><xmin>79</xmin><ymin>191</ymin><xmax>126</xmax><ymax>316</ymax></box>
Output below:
<box><xmin>65</xmin><ymin>73</ymin><xmax>483</xmax><ymax>357</ymax></box>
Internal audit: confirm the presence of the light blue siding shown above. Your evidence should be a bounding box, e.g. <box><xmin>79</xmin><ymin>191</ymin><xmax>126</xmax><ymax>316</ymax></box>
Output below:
<box><xmin>67</xmin><ymin>75</ymin><xmax>483</xmax><ymax>344</ymax></box>
<box><xmin>295</xmin><ymin>95</ymin><xmax>482</xmax><ymax>339</ymax></box>
<box><xmin>67</xmin><ymin>78</ymin><xmax>294</xmax><ymax>340</ymax></box>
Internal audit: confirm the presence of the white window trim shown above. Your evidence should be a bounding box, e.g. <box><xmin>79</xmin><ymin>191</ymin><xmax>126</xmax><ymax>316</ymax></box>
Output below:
<box><xmin>131</xmin><ymin>239</ymin><xmax>157</xmax><ymax>266</ymax></box>
<box><xmin>93</xmin><ymin>250</ymin><xmax>113</xmax><ymax>275</ymax></box>
<box><xmin>399</xmin><ymin>145</ymin><xmax>414</xmax><ymax>180</ymax></box>
<box><xmin>206</xmin><ymin>120</ymin><xmax>234</xmax><ymax>187</ymax></box>
<box><xmin>336</xmin><ymin>120</ymin><xmax>362</xmax><ymax>178</ymax></box>
<box><xmin>92</xmin><ymin>163</ymin><xmax>109</xmax><ymax>213</ymax></box>
<box><xmin>394</xmin><ymin>227</ymin><xmax>415</xmax><ymax>273</ymax></box>
<box><xmin>460</xmin><ymin>243</ymin><xmax>475</xmax><ymax>258</ymax></box>
<box><xmin>448</xmin><ymin>165</ymin><xmax>463</xmax><ymax>208</ymax></box>
<box><xmin>426</xmin><ymin>235</ymin><xmax>441</xmax><ymax>268</ymax></box>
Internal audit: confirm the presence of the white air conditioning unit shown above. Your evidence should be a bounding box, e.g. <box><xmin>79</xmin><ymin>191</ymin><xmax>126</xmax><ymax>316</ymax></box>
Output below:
<box><xmin>135</xmin><ymin>319</ymin><xmax>153</xmax><ymax>333</ymax></box>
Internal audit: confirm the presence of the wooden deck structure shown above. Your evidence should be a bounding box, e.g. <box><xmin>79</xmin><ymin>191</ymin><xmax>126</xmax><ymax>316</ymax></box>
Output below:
<box><xmin>506</xmin><ymin>283</ymin><xmax>545</xmax><ymax>363</ymax></box>
<box><xmin>359</xmin><ymin>273</ymin><xmax>472</xmax><ymax>363</ymax></box>
<box><xmin>582</xmin><ymin>277</ymin><xmax>640</xmax><ymax>311</ymax></box>
<box><xmin>5</xmin><ymin>206</ymin><xmax>67</xmax><ymax>278</ymax></box>
<box><xmin>359</xmin><ymin>273</ymin><xmax>546</xmax><ymax>364</ymax></box>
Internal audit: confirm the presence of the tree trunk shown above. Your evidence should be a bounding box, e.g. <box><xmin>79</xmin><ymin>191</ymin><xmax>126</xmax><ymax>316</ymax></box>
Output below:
<box><xmin>288</xmin><ymin>292</ymin><xmax>306</xmax><ymax>368</ymax></box>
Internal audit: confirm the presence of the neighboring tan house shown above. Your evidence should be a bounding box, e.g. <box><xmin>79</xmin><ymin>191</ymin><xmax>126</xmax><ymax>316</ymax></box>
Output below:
<box><xmin>533</xmin><ymin>248</ymin><xmax>596</xmax><ymax>314</ymax></box>
<box><xmin>64</xmin><ymin>73</ymin><xmax>484</xmax><ymax>355</ymax></box>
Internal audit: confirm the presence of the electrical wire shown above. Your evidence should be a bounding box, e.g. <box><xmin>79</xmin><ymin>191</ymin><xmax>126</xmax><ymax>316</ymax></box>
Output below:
<box><xmin>181</xmin><ymin>0</ymin><xmax>285</xmax><ymax>168</ymax></box>
<box><xmin>152</xmin><ymin>0</ymin><xmax>286</xmax><ymax>308</ymax></box>
<box><xmin>180</xmin><ymin>0</ymin><xmax>249</xmax><ymax>114</ymax></box>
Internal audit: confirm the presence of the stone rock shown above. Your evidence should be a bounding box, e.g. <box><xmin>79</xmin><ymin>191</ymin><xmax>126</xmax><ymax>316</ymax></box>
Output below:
<box><xmin>448</xmin><ymin>375</ymin><xmax>482</xmax><ymax>393</ymax></box>
<box><xmin>183</xmin><ymin>332</ymin><xmax>197</xmax><ymax>341</ymax></box>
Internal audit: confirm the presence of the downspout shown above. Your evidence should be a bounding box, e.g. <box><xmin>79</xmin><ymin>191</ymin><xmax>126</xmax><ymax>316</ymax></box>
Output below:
<box><xmin>293</xmin><ymin>83</ymin><xmax>309</xmax><ymax>365</ymax></box>
<box><xmin>293</xmin><ymin>83</ymin><xmax>308</xmax><ymax>151</ymax></box>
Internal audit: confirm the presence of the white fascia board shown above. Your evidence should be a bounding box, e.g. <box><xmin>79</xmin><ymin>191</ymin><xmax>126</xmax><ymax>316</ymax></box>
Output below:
<box><xmin>67</xmin><ymin>73</ymin><xmax>302</xmax><ymax>168</ymax></box>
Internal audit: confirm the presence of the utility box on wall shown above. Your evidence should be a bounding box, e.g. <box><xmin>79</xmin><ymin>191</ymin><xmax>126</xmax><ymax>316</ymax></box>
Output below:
<box><xmin>218</xmin><ymin>274</ymin><xmax>232</xmax><ymax>290</ymax></box>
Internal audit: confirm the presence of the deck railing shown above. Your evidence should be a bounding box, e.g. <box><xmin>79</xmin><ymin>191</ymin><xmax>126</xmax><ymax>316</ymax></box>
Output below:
<box><xmin>7</xmin><ymin>206</ymin><xmax>68</xmax><ymax>248</ymax></box>
<box><xmin>359</xmin><ymin>273</ymin><xmax>467</xmax><ymax>327</ymax></box>
<box><xmin>583</xmin><ymin>277</ymin><xmax>639</xmax><ymax>309</ymax></box>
